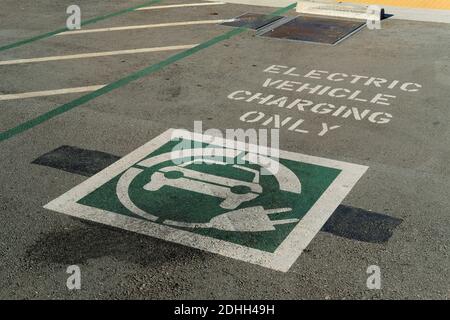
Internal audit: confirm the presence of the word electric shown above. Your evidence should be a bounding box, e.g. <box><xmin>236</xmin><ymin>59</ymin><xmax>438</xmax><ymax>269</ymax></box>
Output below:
<box><xmin>264</xmin><ymin>65</ymin><xmax>422</xmax><ymax>93</ymax></box>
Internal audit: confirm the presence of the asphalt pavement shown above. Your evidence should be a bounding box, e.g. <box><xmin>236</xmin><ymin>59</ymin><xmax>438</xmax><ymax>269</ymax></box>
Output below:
<box><xmin>0</xmin><ymin>0</ymin><xmax>449</xmax><ymax>299</ymax></box>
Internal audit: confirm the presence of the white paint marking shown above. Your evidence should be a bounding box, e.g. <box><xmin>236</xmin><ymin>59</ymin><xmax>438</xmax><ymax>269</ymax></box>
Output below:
<box><xmin>0</xmin><ymin>44</ymin><xmax>197</xmax><ymax>65</ymax></box>
<box><xmin>58</xmin><ymin>20</ymin><xmax>234</xmax><ymax>35</ymax></box>
<box><xmin>0</xmin><ymin>85</ymin><xmax>105</xmax><ymax>101</ymax></box>
<box><xmin>136</xmin><ymin>2</ymin><xmax>226</xmax><ymax>10</ymax></box>
<box><xmin>44</xmin><ymin>129</ymin><xmax>368</xmax><ymax>272</ymax></box>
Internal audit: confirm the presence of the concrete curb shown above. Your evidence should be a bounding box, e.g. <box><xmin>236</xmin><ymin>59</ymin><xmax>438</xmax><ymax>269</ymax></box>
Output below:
<box><xmin>206</xmin><ymin>1</ymin><xmax>383</xmax><ymax>20</ymax></box>
<box><xmin>297</xmin><ymin>0</ymin><xmax>383</xmax><ymax>20</ymax></box>
<box><xmin>205</xmin><ymin>1</ymin><xmax>450</xmax><ymax>24</ymax></box>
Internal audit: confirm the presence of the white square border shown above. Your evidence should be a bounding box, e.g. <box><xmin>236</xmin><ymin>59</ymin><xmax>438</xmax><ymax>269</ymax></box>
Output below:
<box><xmin>44</xmin><ymin>128</ymin><xmax>368</xmax><ymax>272</ymax></box>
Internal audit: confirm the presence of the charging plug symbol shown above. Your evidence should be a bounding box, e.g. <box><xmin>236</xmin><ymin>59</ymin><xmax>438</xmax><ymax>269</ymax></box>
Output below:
<box><xmin>164</xmin><ymin>206</ymin><xmax>298</xmax><ymax>232</ymax></box>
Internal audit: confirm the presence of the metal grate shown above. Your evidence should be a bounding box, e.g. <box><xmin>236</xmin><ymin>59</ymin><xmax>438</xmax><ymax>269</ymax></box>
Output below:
<box><xmin>220</xmin><ymin>13</ymin><xmax>284</xmax><ymax>30</ymax></box>
<box><xmin>259</xmin><ymin>15</ymin><xmax>365</xmax><ymax>45</ymax></box>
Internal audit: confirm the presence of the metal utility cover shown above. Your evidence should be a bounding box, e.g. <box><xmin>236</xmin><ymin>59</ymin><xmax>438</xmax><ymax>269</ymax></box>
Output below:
<box><xmin>220</xmin><ymin>13</ymin><xmax>284</xmax><ymax>30</ymax></box>
<box><xmin>259</xmin><ymin>15</ymin><xmax>365</xmax><ymax>45</ymax></box>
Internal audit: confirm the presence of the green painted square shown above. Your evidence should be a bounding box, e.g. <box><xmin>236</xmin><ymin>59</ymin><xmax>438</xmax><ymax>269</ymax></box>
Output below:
<box><xmin>78</xmin><ymin>139</ymin><xmax>341</xmax><ymax>253</ymax></box>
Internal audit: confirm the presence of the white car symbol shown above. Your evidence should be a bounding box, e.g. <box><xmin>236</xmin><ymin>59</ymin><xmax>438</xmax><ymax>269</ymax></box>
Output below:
<box><xmin>143</xmin><ymin>160</ymin><xmax>263</xmax><ymax>210</ymax></box>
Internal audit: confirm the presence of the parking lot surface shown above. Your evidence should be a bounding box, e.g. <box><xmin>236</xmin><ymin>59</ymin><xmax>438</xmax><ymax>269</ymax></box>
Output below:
<box><xmin>0</xmin><ymin>0</ymin><xmax>449</xmax><ymax>299</ymax></box>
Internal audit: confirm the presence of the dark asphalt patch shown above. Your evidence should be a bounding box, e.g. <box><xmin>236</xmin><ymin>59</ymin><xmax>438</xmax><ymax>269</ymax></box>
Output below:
<box><xmin>32</xmin><ymin>145</ymin><xmax>120</xmax><ymax>177</ymax></box>
<box><xmin>33</xmin><ymin>146</ymin><xmax>402</xmax><ymax>244</ymax></box>
<box><xmin>322</xmin><ymin>205</ymin><xmax>402</xmax><ymax>243</ymax></box>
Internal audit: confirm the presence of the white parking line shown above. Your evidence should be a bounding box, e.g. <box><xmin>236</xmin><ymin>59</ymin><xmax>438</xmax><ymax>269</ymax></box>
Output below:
<box><xmin>0</xmin><ymin>44</ymin><xmax>197</xmax><ymax>66</ymax></box>
<box><xmin>58</xmin><ymin>19</ymin><xmax>234</xmax><ymax>36</ymax></box>
<box><xmin>0</xmin><ymin>85</ymin><xmax>106</xmax><ymax>101</ymax></box>
<box><xmin>136</xmin><ymin>2</ymin><xmax>226</xmax><ymax>10</ymax></box>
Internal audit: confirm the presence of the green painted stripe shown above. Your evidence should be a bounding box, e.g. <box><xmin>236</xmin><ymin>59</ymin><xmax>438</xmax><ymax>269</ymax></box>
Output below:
<box><xmin>0</xmin><ymin>0</ymin><xmax>163</xmax><ymax>52</ymax></box>
<box><xmin>0</xmin><ymin>3</ymin><xmax>296</xmax><ymax>143</ymax></box>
